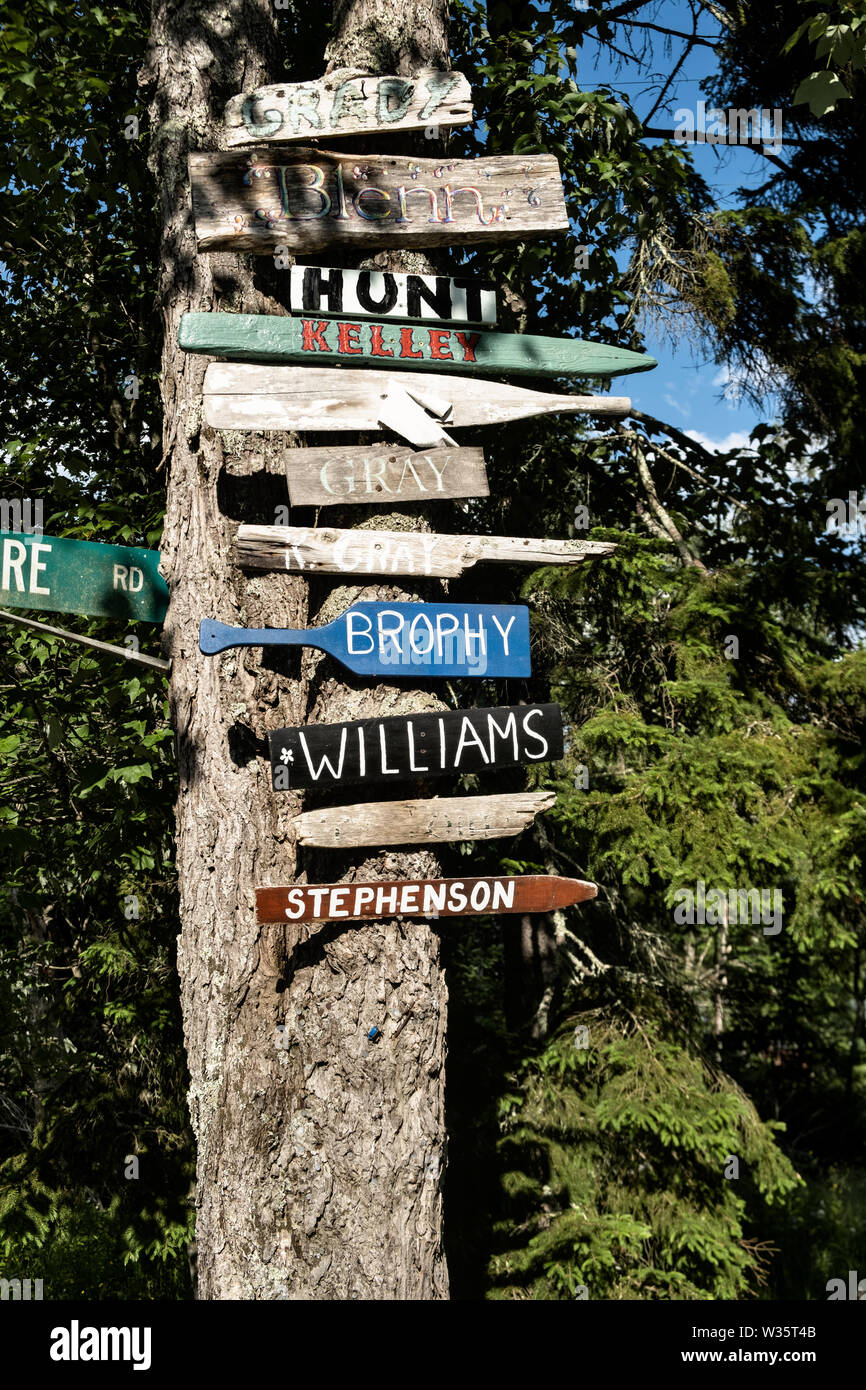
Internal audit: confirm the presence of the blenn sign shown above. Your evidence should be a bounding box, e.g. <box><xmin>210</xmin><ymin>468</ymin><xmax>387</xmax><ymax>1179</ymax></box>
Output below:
<box><xmin>256</xmin><ymin>874</ymin><xmax>599</xmax><ymax>924</ymax></box>
<box><xmin>199</xmin><ymin>602</ymin><xmax>531</xmax><ymax>678</ymax></box>
<box><xmin>223</xmin><ymin>68</ymin><xmax>473</xmax><ymax>146</ymax></box>
<box><xmin>269</xmin><ymin>703</ymin><xmax>564</xmax><ymax>790</ymax></box>
<box><xmin>288</xmin><ymin>265</ymin><xmax>497</xmax><ymax>325</ymax></box>
<box><xmin>0</xmin><ymin>532</ymin><xmax>168</xmax><ymax>624</ymax></box>
<box><xmin>188</xmin><ymin>148</ymin><xmax>569</xmax><ymax>253</ymax></box>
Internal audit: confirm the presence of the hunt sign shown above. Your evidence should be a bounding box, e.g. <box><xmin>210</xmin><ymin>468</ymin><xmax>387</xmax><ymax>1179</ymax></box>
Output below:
<box><xmin>293</xmin><ymin>791</ymin><xmax>556</xmax><ymax>849</ymax></box>
<box><xmin>179</xmin><ymin>312</ymin><xmax>656</xmax><ymax>380</ymax></box>
<box><xmin>202</xmin><ymin>364</ymin><xmax>631</xmax><ymax>436</ymax></box>
<box><xmin>0</xmin><ymin>532</ymin><xmax>168</xmax><ymax>624</ymax></box>
<box><xmin>188</xmin><ymin>148</ymin><xmax>569</xmax><ymax>253</ymax></box>
<box><xmin>235</xmin><ymin>524</ymin><xmax>615</xmax><ymax>579</ymax></box>
<box><xmin>284</xmin><ymin>445</ymin><xmax>488</xmax><ymax>507</ymax></box>
<box><xmin>256</xmin><ymin>874</ymin><xmax>599</xmax><ymax>924</ymax></box>
<box><xmin>223</xmin><ymin>68</ymin><xmax>473</xmax><ymax>146</ymax></box>
<box><xmin>288</xmin><ymin>265</ymin><xmax>496</xmax><ymax>325</ymax></box>
<box><xmin>269</xmin><ymin>703</ymin><xmax>563</xmax><ymax>790</ymax></box>
<box><xmin>199</xmin><ymin>601</ymin><xmax>531</xmax><ymax>678</ymax></box>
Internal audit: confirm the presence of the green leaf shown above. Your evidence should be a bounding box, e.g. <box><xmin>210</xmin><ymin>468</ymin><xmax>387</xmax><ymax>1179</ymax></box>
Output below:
<box><xmin>793</xmin><ymin>69</ymin><xmax>850</xmax><ymax>116</ymax></box>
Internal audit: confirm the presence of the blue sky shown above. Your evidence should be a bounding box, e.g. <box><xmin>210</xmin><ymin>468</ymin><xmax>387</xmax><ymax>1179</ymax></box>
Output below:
<box><xmin>583</xmin><ymin>0</ymin><xmax>784</xmax><ymax>451</ymax></box>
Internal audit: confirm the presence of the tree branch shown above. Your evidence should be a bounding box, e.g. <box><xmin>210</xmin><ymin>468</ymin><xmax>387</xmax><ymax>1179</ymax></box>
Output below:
<box><xmin>643</xmin><ymin>125</ymin><xmax>812</xmax><ymax>148</ymax></box>
<box><xmin>619</xmin><ymin>21</ymin><xmax>720</xmax><ymax>46</ymax></box>
<box><xmin>619</xmin><ymin>424</ymin><xmax>708</xmax><ymax>571</ymax></box>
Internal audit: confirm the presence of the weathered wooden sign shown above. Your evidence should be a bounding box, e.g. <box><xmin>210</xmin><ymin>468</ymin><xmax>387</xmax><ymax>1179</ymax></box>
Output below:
<box><xmin>256</xmin><ymin>874</ymin><xmax>598</xmax><ymax>924</ymax></box>
<box><xmin>224</xmin><ymin>68</ymin><xmax>473</xmax><ymax>146</ymax></box>
<box><xmin>180</xmin><ymin>312</ymin><xmax>656</xmax><ymax>380</ymax></box>
<box><xmin>0</xmin><ymin>532</ymin><xmax>168</xmax><ymax>624</ymax></box>
<box><xmin>288</xmin><ymin>265</ymin><xmax>496</xmax><ymax>325</ymax></box>
<box><xmin>292</xmin><ymin>791</ymin><xmax>556</xmax><ymax>848</ymax></box>
<box><xmin>269</xmin><ymin>703</ymin><xmax>563</xmax><ymax>790</ymax></box>
<box><xmin>284</xmin><ymin>445</ymin><xmax>488</xmax><ymax>507</ymax></box>
<box><xmin>199</xmin><ymin>602</ymin><xmax>531</xmax><ymax>678</ymax></box>
<box><xmin>188</xmin><ymin>149</ymin><xmax>569</xmax><ymax>254</ymax></box>
<box><xmin>202</xmin><ymin>365</ymin><xmax>631</xmax><ymax>434</ymax></box>
<box><xmin>235</xmin><ymin>524</ymin><xmax>616</xmax><ymax>579</ymax></box>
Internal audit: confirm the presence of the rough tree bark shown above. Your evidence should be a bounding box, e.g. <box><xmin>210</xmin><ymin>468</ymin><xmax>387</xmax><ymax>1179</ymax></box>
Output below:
<box><xmin>144</xmin><ymin>0</ymin><xmax>450</xmax><ymax>1298</ymax></box>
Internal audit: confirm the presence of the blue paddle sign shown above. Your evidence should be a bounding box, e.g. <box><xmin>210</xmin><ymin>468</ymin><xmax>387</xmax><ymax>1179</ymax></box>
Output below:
<box><xmin>199</xmin><ymin>602</ymin><xmax>531</xmax><ymax>678</ymax></box>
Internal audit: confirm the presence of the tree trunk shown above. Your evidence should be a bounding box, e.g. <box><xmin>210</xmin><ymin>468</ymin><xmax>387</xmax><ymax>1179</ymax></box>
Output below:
<box><xmin>145</xmin><ymin>0</ymin><xmax>449</xmax><ymax>1299</ymax></box>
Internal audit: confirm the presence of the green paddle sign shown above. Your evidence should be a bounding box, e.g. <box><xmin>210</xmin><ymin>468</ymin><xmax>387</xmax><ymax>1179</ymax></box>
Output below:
<box><xmin>0</xmin><ymin>532</ymin><xmax>168</xmax><ymax>624</ymax></box>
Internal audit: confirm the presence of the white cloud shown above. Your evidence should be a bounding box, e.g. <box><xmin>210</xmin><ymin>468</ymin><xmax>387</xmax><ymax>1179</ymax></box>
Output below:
<box><xmin>663</xmin><ymin>391</ymin><xmax>691</xmax><ymax>418</ymax></box>
<box><xmin>685</xmin><ymin>429</ymin><xmax>755</xmax><ymax>453</ymax></box>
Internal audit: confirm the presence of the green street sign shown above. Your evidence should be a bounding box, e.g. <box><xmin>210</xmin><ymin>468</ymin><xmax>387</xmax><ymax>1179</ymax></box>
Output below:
<box><xmin>0</xmin><ymin>532</ymin><xmax>168</xmax><ymax>624</ymax></box>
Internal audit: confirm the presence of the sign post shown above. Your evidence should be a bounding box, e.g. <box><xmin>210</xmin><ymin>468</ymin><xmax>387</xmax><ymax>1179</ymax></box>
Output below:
<box><xmin>0</xmin><ymin>532</ymin><xmax>168</xmax><ymax>624</ymax></box>
<box><xmin>234</xmin><ymin>524</ymin><xmax>616</xmax><ymax>579</ymax></box>
<box><xmin>269</xmin><ymin>703</ymin><xmax>563</xmax><ymax>790</ymax></box>
<box><xmin>199</xmin><ymin>602</ymin><xmax>532</xmax><ymax>678</ymax></box>
<box><xmin>189</xmin><ymin>148</ymin><xmax>569</xmax><ymax>254</ymax></box>
<box><xmin>223</xmin><ymin>68</ymin><xmax>473</xmax><ymax>146</ymax></box>
<box><xmin>202</xmin><ymin>363</ymin><xmax>631</xmax><ymax>435</ymax></box>
<box><xmin>179</xmin><ymin>311</ymin><xmax>657</xmax><ymax>380</ymax></box>
<box><xmin>283</xmin><ymin>444</ymin><xmax>489</xmax><ymax>507</ymax></box>
<box><xmin>286</xmin><ymin>265</ymin><xmax>497</xmax><ymax>325</ymax></box>
<box><xmin>256</xmin><ymin>874</ymin><xmax>599</xmax><ymax>924</ymax></box>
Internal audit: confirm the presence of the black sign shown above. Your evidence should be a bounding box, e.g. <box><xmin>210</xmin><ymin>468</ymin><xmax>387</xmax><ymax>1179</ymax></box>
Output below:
<box><xmin>268</xmin><ymin>703</ymin><xmax>563</xmax><ymax>791</ymax></box>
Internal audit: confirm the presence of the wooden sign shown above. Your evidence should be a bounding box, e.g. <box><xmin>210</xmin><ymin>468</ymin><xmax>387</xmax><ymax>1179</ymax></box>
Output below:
<box><xmin>256</xmin><ymin>873</ymin><xmax>598</xmax><ymax>923</ymax></box>
<box><xmin>269</xmin><ymin>703</ymin><xmax>563</xmax><ymax>790</ymax></box>
<box><xmin>202</xmin><ymin>365</ymin><xmax>631</xmax><ymax>433</ymax></box>
<box><xmin>0</xmin><ymin>531</ymin><xmax>168</xmax><ymax>624</ymax></box>
<box><xmin>284</xmin><ymin>445</ymin><xmax>488</xmax><ymax>507</ymax></box>
<box><xmin>223</xmin><ymin>68</ymin><xmax>473</xmax><ymax>146</ymax></box>
<box><xmin>235</xmin><ymin>524</ymin><xmax>616</xmax><ymax>579</ymax></box>
<box><xmin>179</xmin><ymin>312</ymin><xmax>657</xmax><ymax>380</ymax></box>
<box><xmin>288</xmin><ymin>265</ymin><xmax>496</xmax><ymax>326</ymax></box>
<box><xmin>292</xmin><ymin>791</ymin><xmax>556</xmax><ymax>848</ymax></box>
<box><xmin>188</xmin><ymin>148</ymin><xmax>569</xmax><ymax>254</ymax></box>
<box><xmin>199</xmin><ymin>601</ymin><xmax>531</xmax><ymax>678</ymax></box>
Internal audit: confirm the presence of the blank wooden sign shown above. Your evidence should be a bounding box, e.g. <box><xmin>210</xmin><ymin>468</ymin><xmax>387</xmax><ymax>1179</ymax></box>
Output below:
<box><xmin>269</xmin><ymin>703</ymin><xmax>564</xmax><ymax>790</ymax></box>
<box><xmin>202</xmin><ymin>364</ymin><xmax>631</xmax><ymax>434</ymax></box>
<box><xmin>289</xmin><ymin>265</ymin><xmax>496</xmax><ymax>326</ymax></box>
<box><xmin>224</xmin><ymin>68</ymin><xmax>473</xmax><ymax>146</ymax></box>
<box><xmin>235</xmin><ymin>524</ymin><xmax>616</xmax><ymax>579</ymax></box>
<box><xmin>293</xmin><ymin>791</ymin><xmax>556</xmax><ymax>849</ymax></box>
<box><xmin>284</xmin><ymin>445</ymin><xmax>488</xmax><ymax>507</ymax></box>
<box><xmin>188</xmin><ymin>148</ymin><xmax>569</xmax><ymax>254</ymax></box>
<box><xmin>256</xmin><ymin>874</ymin><xmax>599</xmax><ymax>924</ymax></box>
